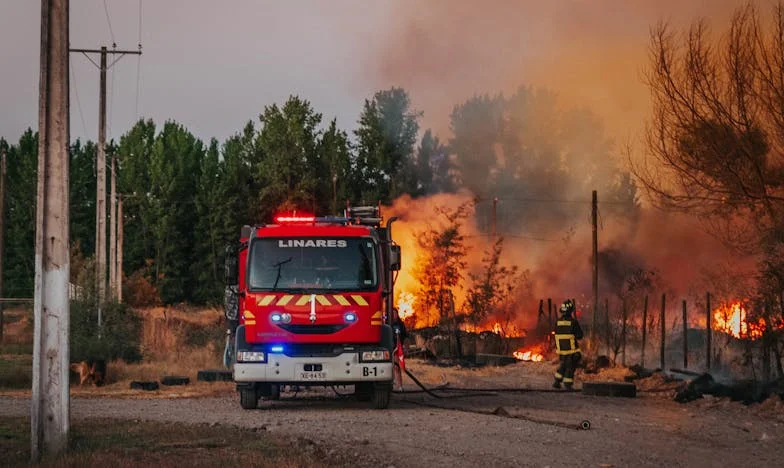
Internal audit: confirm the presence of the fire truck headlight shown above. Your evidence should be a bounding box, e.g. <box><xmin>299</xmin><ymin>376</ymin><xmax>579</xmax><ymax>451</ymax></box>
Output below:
<box><xmin>236</xmin><ymin>351</ymin><xmax>265</xmax><ymax>362</ymax></box>
<box><xmin>360</xmin><ymin>350</ymin><xmax>390</xmax><ymax>362</ymax></box>
<box><xmin>271</xmin><ymin>312</ymin><xmax>292</xmax><ymax>324</ymax></box>
<box><xmin>344</xmin><ymin>312</ymin><xmax>357</xmax><ymax>323</ymax></box>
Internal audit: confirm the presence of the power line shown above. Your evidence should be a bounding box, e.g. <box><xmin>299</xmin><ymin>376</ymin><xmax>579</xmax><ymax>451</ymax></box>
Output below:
<box><xmin>102</xmin><ymin>0</ymin><xmax>116</xmax><ymax>46</ymax></box>
<box><xmin>69</xmin><ymin>61</ymin><xmax>88</xmax><ymax>139</ymax></box>
<box><xmin>135</xmin><ymin>0</ymin><xmax>143</xmax><ymax>118</ymax></box>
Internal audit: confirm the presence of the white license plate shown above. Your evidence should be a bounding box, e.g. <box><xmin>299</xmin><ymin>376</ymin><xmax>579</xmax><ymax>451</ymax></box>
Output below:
<box><xmin>299</xmin><ymin>371</ymin><xmax>327</xmax><ymax>381</ymax></box>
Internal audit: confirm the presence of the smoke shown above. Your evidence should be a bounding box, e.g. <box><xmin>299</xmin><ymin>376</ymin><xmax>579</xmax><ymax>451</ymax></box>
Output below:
<box><xmin>385</xmin><ymin>190</ymin><xmax>748</xmax><ymax>330</ymax></box>
<box><xmin>367</xmin><ymin>0</ymin><xmax>751</xmax><ymax>139</ymax></box>
<box><xmin>368</xmin><ymin>1</ymin><xmax>769</xmax><ymax>331</ymax></box>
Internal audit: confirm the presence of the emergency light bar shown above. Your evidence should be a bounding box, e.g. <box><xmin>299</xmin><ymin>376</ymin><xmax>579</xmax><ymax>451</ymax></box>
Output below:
<box><xmin>274</xmin><ymin>215</ymin><xmax>315</xmax><ymax>223</ymax></box>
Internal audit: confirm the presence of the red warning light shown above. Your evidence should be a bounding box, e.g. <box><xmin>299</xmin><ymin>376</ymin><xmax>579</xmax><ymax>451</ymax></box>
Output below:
<box><xmin>274</xmin><ymin>215</ymin><xmax>315</xmax><ymax>223</ymax></box>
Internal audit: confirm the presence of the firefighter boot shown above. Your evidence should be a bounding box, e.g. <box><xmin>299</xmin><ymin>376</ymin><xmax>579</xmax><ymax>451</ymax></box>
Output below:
<box><xmin>564</xmin><ymin>382</ymin><xmax>574</xmax><ymax>391</ymax></box>
<box><xmin>552</xmin><ymin>380</ymin><xmax>562</xmax><ymax>389</ymax></box>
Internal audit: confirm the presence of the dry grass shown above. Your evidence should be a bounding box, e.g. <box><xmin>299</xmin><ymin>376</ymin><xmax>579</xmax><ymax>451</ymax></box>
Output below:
<box><xmin>0</xmin><ymin>305</ymin><xmax>231</xmax><ymax>398</ymax></box>
<box><xmin>0</xmin><ymin>417</ymin><xmax>344</xmax><ymax>467</ymax></box>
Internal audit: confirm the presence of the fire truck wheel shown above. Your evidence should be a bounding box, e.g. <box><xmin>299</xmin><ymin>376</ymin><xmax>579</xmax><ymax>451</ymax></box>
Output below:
<box><xmin>239</xmin><ymin>389</ymin><xmax>259</xmax><ymax>410</ymax></box>
<box><xmin>355</xmin><ymin>383</ymin><xmax>372</xmax><ymax>401</ymax></box>
<box><xmin>372</xmin><ymin>384</ymin><xmax>391</xmax><ymax>409</ymax></box>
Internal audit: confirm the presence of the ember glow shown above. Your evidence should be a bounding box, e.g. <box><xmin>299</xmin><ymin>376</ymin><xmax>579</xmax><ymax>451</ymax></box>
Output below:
<box><xmin>712</xmin><ymin>302</ymin><xmax>766</xmax><ymax>340</ymax></box>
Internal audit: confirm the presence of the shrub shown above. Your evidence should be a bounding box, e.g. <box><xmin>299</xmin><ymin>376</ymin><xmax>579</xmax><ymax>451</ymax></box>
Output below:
<box><xmin>70</xmin><ymin>300</ymin><xmax>142</xmax><ymax>363</ymax></box>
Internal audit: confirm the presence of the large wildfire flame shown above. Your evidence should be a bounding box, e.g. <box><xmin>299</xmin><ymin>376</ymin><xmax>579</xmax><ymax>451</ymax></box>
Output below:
<box><xmin>397</xmin><ymin>291</ymin><xmax>416</xmax><ymax>320</ymax></box>
<box><xmin>712</xmin><ymin>302</ymin><xmax>779</xmax><ymax>340</ymax></box>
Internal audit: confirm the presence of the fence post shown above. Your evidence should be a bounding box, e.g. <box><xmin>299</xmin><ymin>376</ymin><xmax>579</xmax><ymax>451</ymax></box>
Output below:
<box><xmin>605</xmin><ymin>298</ymin><xmax>610</xmax><ymax>357</ymax></box>
<box><xmin>660</xmin><ymin>293</ymin><xmax>666</xmax><ymax>370</ymax></box>
<box><xmin>706</xmin><ymin>292</ymin><xmax>711</xmax><ymax>371</ymax></box>
<box><xmin>641</xmin><ymin>295</ymin><xmax>648</xmax><ymax>368</ymax></box>
<box><xmin>621</xmin><ymin>299</ymin><xmax>627</xmax><ymax>367</ymax></box>
<box><xmin>682</xmin><ymin>299</ymin><xmax>688</xmax><ymax>369</ymax></box>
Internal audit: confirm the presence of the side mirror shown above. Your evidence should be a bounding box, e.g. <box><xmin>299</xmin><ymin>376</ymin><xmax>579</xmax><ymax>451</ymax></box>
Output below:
<box><xmin>389</xmin><ymin>244</ymin><xmax>401</xmax><ymax>271</ymax></box>
<box><xmin>224</xmin><ymin>244</ymin><xmax>238</xmax><ymax>285</ymax></box>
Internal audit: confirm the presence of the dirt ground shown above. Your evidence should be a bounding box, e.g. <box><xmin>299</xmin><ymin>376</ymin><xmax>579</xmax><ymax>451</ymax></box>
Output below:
<box><xmin>2</xmin><ymin>359</ymin><xmax>784</xmax><ymax>467</ymax></box>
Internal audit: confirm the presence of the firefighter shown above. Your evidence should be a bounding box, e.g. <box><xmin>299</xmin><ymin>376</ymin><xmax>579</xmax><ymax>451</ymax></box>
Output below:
<box><xmin>552</xmin><ymin>299</ymin><xmax>583</xmax><ymax>390</ymax></box>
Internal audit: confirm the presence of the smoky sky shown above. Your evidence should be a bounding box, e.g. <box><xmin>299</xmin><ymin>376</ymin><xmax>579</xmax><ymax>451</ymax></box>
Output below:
<box><xmin>0</xmin><ymin>0</ymin><xmax>762</xmax><ymax>145</ymax></box>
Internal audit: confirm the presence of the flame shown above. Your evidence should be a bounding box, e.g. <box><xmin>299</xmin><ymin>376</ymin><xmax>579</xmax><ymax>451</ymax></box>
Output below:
<box><xmin>712</xmin><ymin>302</ymin><xmax>770</xmax><ymax>340</ymax></box>
<box><xmin>397</xmin><ymin>291</ymin><xmax>416</xmax><ymax>320</ymax></box>
<box><xmin>513</xmin><ymin>346</ymin><xmax>545</xmax><ymax>362</ymax></box>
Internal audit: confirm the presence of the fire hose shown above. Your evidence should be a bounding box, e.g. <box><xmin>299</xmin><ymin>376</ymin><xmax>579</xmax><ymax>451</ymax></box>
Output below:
<box><xmin>396</xmin><ymin>367</ymin><xmax>591</xmax><ymax>431</ymax></box>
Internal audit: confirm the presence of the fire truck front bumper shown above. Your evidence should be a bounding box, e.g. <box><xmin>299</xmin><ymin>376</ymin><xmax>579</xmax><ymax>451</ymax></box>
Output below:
<box><xmin>233</xmin><ymin>347</ymin><xmax>394</xmax><ymax>384</ymax></box>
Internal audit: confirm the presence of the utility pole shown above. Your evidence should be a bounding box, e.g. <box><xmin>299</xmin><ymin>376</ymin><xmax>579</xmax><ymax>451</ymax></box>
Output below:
<box><xmin>117</xmin><ymin>195</ymin><xmax>123</xmax><ymax>303</ymax></box>
<box><xmin>591</xmin><ymin>190</ymin><xmax>598</xmax><ymax>344</ymax></box>
<box><xmin>69</xmin><ymin>45</ymin><xmax>141</xmax><ymax>325</ymax></box>
<box><xmin>109</xmin><ymin>153</ymin><xmax>116</xmax><ymax>300</ymax></box>
<box><xmin>0</xmin><ymin>148</ymin><xmax>6</xmax><ymax>343</ymax></box>
<box><xmin>491</xmin><ymin>197</ymin><xmax>498</xmax><ymax>242</ymax></box>
<box><xmin>32</xmin><ymin>0</ymin><xmax>70</xmax><ymax>460</ymax></box>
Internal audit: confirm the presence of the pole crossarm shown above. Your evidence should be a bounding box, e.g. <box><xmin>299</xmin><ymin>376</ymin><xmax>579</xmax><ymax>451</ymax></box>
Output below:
<box><xmin>69</xmin><ymin>48</ymin><xmax>141</xmax><ymax>70</ymax></box>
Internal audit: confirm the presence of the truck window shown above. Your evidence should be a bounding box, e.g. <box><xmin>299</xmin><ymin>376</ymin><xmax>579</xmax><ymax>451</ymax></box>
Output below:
<box><xmin>248</xmin><ymin>238</ymin><xmax>378</xmax><ymax>291</ymax></box>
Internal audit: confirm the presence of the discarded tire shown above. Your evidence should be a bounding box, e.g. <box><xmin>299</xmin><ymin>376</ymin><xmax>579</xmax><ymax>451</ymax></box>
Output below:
<box><xmin>130</xmin><ymin>381</ymin><xmax>159</xmax><ymax>391</ymax></box>
<box><xmin>197</xmin><ymin>369</ymin><xmax>233</xmax><ymax>382</ymax></box>
<box><xmin>582</xmin><ymin>381</ymin><xmax>637</xmax><ymax>398</ymax></box>
<box><xmin>161</xmin><ymin>376</ymin><xmax>190</xmax><ymax>386</ymax></box>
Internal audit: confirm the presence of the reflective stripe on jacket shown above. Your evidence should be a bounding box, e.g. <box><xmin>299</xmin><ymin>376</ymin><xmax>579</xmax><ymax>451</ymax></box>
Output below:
<box><xmin>554</xmin><ymin>316</ymin><xmax>583</xmax><ymax>355</ymax></box>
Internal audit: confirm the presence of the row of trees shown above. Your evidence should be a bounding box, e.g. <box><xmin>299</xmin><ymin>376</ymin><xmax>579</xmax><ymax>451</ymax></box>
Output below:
<box><xmin>1</xmin><ymin>82</ymin><xmax>635</xmax><ymax>306</ymax></box>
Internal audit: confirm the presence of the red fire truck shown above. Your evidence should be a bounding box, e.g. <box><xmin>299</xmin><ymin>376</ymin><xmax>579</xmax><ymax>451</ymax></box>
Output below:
<box><xmin>223</xmin><ymin>206</ymin><xmax>401</xmax><ymax>409</ymax></box>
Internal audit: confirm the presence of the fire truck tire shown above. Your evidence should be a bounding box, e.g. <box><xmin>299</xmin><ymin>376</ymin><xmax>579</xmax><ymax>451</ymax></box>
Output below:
<box><xmin>355</xmin><ymin>383</ymin><xmax>372</xmax><ymax>401</ymax></box>
<box><xmin>239</xmin><ymin>389</ymin><xmax>259</xmax><ymax>410</ymax></box>
<box><xmin>372</xmin><ymin>384</ymin><xmax>391</xmax><ymax>409</ymax></box>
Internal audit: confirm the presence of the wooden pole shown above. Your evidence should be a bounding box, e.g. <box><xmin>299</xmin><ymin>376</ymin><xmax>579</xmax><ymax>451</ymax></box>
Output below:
<box><xmin>592</xmin><ymin>190</ymin><xmax>598</xmax><ymax>346</ymax></box>
<box><xmin>96</xmin><ymin>46</ymin><xmax>107</xmax><ymax>326</ymax></box>
<box><xmin>109</xmin><ymin>154</ymin><xmax>116</xmax><ymax>300</ymax></box>
<box><xmin>0</xmin><ymin>148</ymin><xmax>6</xmax><ymax>343</ymax></box>
<box><xmin>32</xmin><ymin>0</ymin><xmax>70</xmax><ymax>459</ymax></box>
<box><xmin>706</xmin><ymin>292</ymin><xmax>711</xmax><ymax>371</ymax></box>
<box><xmin>117</xmin><ymin>196</ymin><xmax>123</xmax><ymax>303</ymax></box>
<box><xmin>682</xmin><ymin>299</ymin><xmax>688</xmax><ymax>369</ymax></box>
<box><xmin>605</xmin><ymin>298</ymin><xmax>610</xmax><ymax>356</ymax></box>
<box><xmin>641</xmin><ymin>295</ymin><xmax>648</xmax><ymax>367</ymax></box>
<box><xmin>660</xmin><ymin>293</ymin><xmax>666</xmax><ymax>370</ymax></box>
<box><xmin>621</xmin><ymin>299</ymin><xmax>627</xmax><ymax>366</ymax></box>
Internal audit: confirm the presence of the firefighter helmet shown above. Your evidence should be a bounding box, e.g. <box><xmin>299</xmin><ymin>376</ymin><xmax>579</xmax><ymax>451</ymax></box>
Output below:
<box><xmin>560</xmin><ymin>299</ymin><xmax>575</xmax><ymax>315</ymax></box>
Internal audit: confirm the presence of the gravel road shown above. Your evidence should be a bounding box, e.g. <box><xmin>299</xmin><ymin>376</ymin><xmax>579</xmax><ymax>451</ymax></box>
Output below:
<box><xmin>2</xmin><ymin>386</ymin><xmax>783</xmax><ymax>468</ymax></box>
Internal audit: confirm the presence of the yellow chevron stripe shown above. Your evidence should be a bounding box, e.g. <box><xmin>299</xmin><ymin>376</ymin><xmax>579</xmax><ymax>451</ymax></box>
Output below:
<box><xmin>243</xmin><ymin>310</ymin><xmax>255</xmax><ymax>319</ymax></box>
<box><xmin>277</xmin><ymin>295</ymin><xmax>294</xmax><ymax>306</ymax></box>
<box><xmin>371</xmin><ymin>321</ymin><xmax>382</xmax><ymax>325</ymax></box>
<box><xmin>352</xmin><ymin>295</ymin><xmax>368</xmax><ymax>306</ymax></box>
<box><xmin>371</xmin><ymin>311</ymin><xmax>382</xmax><ymax>319</ymax></box>
<box><xmin>257</xmin><ymin>295</ymin><xmax>275</xmax><ymax>306</ymax></box>
<box><xmin>295</xmin><ymin>295</ymin><xmax>310</xmax><ymax>306</ymax></box>
<box><xmin>316</xmin><ymin>295</ymin><xmax>331</xmax><ymax>306</ymax></box>
<box><xmin>245</xmin><ymin>320</ymin><xmax>257</xmax><ymax>325</ymax></box>
<box><xmin>333</xmin><ymin>295</ymin><xmax>350</xmax><ymax>306</ymax></box>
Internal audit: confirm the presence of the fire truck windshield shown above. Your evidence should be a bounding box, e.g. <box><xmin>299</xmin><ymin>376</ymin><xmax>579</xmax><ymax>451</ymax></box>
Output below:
<box><xmin>248</xmin><ymin>237</ymin><xmax>378</xmax><ymax>291</ymax></box>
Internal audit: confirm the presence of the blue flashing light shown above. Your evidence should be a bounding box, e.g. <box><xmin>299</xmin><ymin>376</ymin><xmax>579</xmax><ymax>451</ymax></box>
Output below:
<box><xmin>344</xmin><ymin>312</ymin><xmax>357</xmax><ymax>323</ymax></box>
<box><xmin>271</xmin><ymin>313</ymin><xmax>282</xmax><ymax>323</ymax></box>
<box><xmin>270</xmin><ymin>345</ymin><xmax>284</xmax><ymax>353</ymax></box>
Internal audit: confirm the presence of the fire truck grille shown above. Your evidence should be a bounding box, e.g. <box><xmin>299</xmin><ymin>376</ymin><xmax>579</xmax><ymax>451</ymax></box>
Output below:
<box><xmin>279</xmin><ymin>324</ymin><xmax>348</xmax><ymax>334</ymax></box>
